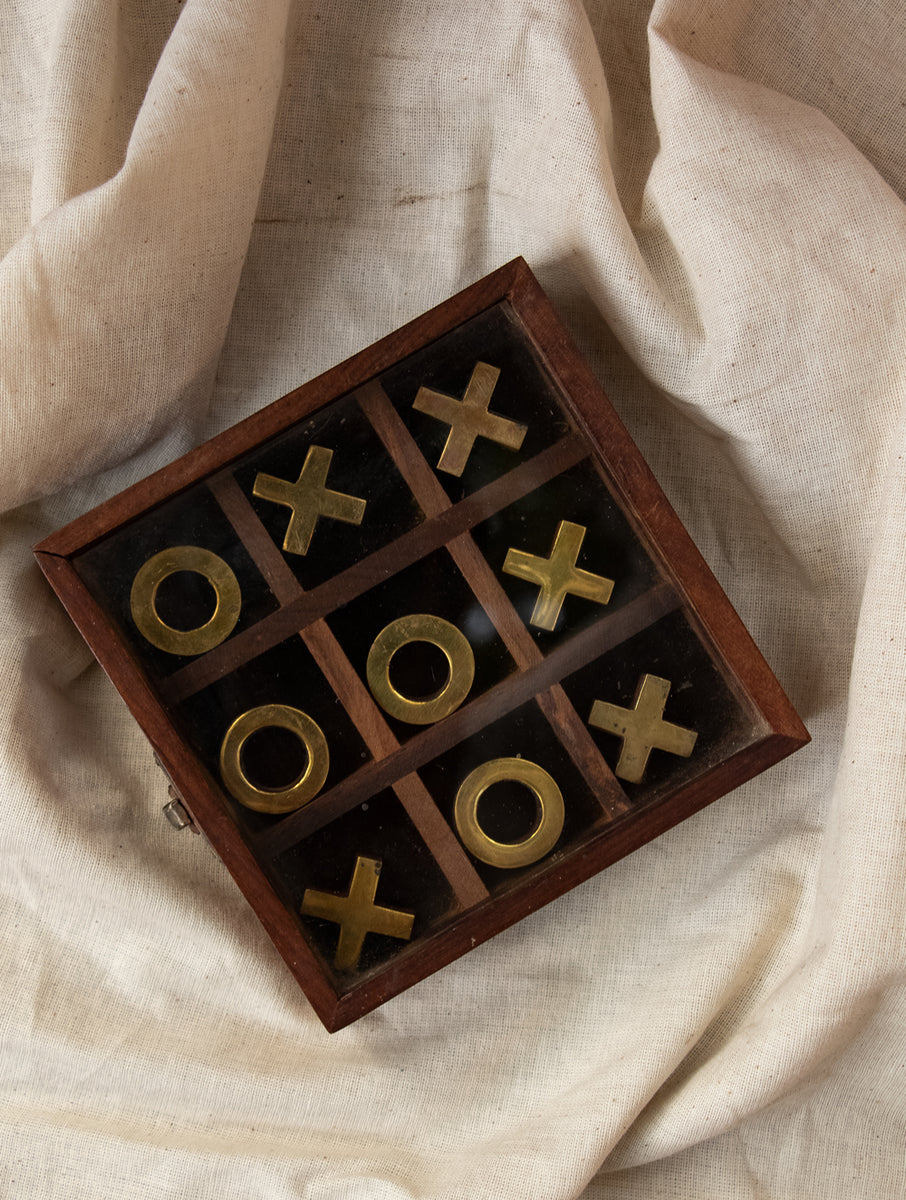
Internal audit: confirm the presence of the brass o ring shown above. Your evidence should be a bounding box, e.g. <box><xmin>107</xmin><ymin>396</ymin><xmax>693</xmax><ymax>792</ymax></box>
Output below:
<box><xmin>454</xmin><ymin>757</ymin><xmax>565</xmax><ymax>869</ymax></box>
<box><xmin>366</xmin><ymin>613</ymin><xmax>475</xmax><ymax>725</ymax></box>
<box><xmin>219</xmin><ymin>704</ymin><xmax>329</xmax><ymax>814</ymax></box>
<box><xmin>130</xmin><ymin>545</ymin><xmax>241</xmax><ymax>656</ymax></box>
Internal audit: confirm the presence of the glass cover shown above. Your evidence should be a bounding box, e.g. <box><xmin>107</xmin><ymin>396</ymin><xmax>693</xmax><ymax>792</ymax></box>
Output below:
<box><xmin>73</xmin><ymin>302</ymin><xmax>765</xmax><ymax>992</ymax></box>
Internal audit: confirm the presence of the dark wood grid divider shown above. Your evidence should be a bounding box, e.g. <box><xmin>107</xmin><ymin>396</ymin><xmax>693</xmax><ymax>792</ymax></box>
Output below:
<box><xmin>356</xmin><ymin>379</ymin><xmax>633</xmax><ymax>820</ymax></box>
<box><xmin>160</xmin><ymin>432</ymin><xmax>589</xmax><ymax>706</ymax></box>
<box><xmin>256</xmin><ymin>579</ymin><xmax>680</xmax><ymax>857</ymax></box>
<box><xmin>197</xmin><ymin>372</ymin><xmax>694</xmax><ymax>865</ymax></box>
<box><xmin>186</xmin><ymin>366</ymin><xmax>683</xmax><ymax>874</ymax></box>
<box><xmin>206</xmin><ymin>473</ymin><xmax>488</xmax><ymax>909</ymax></box>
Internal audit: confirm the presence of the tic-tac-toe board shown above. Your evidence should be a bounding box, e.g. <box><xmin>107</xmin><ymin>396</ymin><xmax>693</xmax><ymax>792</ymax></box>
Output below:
<box><xmin>35</xmin><ymin>259</ymin><xmax>808</xmax><ymax>1031</ymax></box>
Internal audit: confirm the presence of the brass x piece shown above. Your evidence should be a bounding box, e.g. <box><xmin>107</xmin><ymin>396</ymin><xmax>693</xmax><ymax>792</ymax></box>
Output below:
<box><xmin>413</xmin><ymin>361</ymin><xmax>527</xmax><ymax>476</ymax></box>
<box><xmin>253</xmin><ymin>445</ymin><xmax>366</xmax><ymax>555</ymax></box>
<box><xmin>502</xmin><ymin>520</ymin><xmax>615</xmax><ymax>631</ymax></box>
<box><xmin>300</xmin><ymin>856</ymin><xmax>415</xmax><ymax>971</ymax></box>
<box><xmin>588</xmin><ymin>674</ymin><xmax>698</xmax><ymax>784</ymax></box>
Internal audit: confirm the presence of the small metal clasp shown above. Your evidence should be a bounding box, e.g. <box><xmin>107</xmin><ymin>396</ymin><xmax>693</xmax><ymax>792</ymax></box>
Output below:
<box><xmin>162</xmin><ymin>785</ymin><xmax>198</xmax><ymax>833</ymax></box>
<box><xmin>154</xmin><ymin>754</ymin><xmax>200</xmax><ymax>834</ymax></box>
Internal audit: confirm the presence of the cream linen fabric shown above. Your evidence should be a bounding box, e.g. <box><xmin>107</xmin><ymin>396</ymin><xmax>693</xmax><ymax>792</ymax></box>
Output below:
<box><xmin>2</xmin><ymin>0</ymin><xmax>904</xmax><ymax>1196</ymax></box>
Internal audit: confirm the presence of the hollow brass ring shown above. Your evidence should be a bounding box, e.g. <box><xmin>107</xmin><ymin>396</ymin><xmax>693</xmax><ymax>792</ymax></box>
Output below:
<box><xmin>454</xmin><ymin>756</ymin><xmax>564</xmax><ymax>869</ymax></box>
<box><xmin>129</xmin><ymin>545</ymin><xmax>241</xmax><ymax>657</ymax></box>
<box><xmin>219</xmin><ymin>703</ymin><xmax>329</xmax><ymax>814</ymax></box>
<box><xmin>366</xmin><ymin>613</ymin><xmax>475</xmax><ymax>725</ymax></box>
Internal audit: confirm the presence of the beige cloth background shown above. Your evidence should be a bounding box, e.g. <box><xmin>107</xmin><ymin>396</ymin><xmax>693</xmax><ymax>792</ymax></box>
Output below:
<box><xmin>1</xmin><ymin>0</ymin><xmax>904</xmax><ymax>1195</ymax></box>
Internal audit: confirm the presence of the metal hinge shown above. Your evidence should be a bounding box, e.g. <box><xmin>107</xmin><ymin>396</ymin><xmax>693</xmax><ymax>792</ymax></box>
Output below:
<box><xmin>163</xmin><ymin>787</ymin><xmax>196</xmax><ymax>831</ymax></box>
<box><xmin>154</xmin><ymin>753</ymin><xmax>200</xmax><ymax>834</ymax></box>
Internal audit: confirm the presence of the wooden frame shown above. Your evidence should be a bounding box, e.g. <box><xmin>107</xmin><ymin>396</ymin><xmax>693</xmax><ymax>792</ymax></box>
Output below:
<box><xmin>34</xmin><ymin>258</ymin><xmax>809</xmax><ymax>1031</ymax></box>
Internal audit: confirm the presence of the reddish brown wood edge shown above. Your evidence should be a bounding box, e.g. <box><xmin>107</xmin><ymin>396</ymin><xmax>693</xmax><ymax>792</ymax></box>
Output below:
<box><xmin>33</xmin><ymin>549</ymin><xmax>343</xmax><ymax>1031</ymax></box>
<box><xmin>32</xmin><ymin>256</ymin><xmax>811</xmax><ymax>1032</ymax></box>
<box><xmin>329</xmin><ymin>724</ymin><xmax>805</xmax><ymax>1031</ymax></box>
<box><xmin>508</xmin><ymin>264</ymin><xmax>810</xmax><ymax>750</ymax></box>
<box><xmin>33</xmin><ymin>259</ymin><xmax>534</xmax><ymax>559</ymax></box>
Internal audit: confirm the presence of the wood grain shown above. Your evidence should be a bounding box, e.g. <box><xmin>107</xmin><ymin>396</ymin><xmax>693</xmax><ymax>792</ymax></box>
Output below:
<box><xmin>209</xmin><ymin>473</ymin><xmax>303</xmax><ymax>606</ymax></box>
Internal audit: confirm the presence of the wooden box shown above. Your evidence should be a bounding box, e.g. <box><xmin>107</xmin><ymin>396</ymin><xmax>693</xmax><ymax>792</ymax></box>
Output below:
<box><xmin>34</xmin><ymin>259</ymin><xmax>809</xmax><ymax>1031</ymax></box>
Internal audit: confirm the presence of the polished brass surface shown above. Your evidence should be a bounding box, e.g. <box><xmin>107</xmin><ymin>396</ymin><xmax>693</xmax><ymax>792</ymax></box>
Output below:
<box><xmin>253</xmin><ymin>444</ymin><xmax>367</xmax><ymax>555</ymax></box>
<box><xmin>219</xmin><ymin>703</ymin><xmax>329</xmax><ymax>813</ymax></box>
<box><xmin>300</xmin><ymin>856</ymin><xmax>415</xmax><ymax>970</ymax></box>
<box><xmin>588</xmin><ymin>674</ymin><xmax>697</xmax><ymax>783</ymax></box>
<box><xmin>413</xmin><ymin>361</ymin><xmax>527</xmax><ymax>476</ymax></box>
<box><xmin>454</xmin><ymin>756</ymin><xmax>565</xmax><ymax>868</ymax></box>
<box><xmin>130</xmin><ymin>545</ymin><xmax>241</xmax><ymax>656</ymax></box>
<box><xmin>366</xmin><ymin>613</ymin><xmax>475</xmax><ymax>724</ymax></box>
<box><xmin>502</xmin><ymin>520</ymin><xmax>614</xmax><ymax>631</ymax></box>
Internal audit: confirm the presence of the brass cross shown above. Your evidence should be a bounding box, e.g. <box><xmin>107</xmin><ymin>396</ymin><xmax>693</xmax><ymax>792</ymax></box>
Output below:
<box><xmin>502</xmin><ymin>520</ymin><xmax>614</xmax><ymax>631</ymax></box>
<box><xmin>253</xmin><ymin>445</ymin><xmax>366</xmax><ymax>555</ymax></box>
<box><xmin>588</xmin><ymin>674</ymin><xmax>698</xmax><ymax>784</ymax></box>
<box><xmin>413</xmin><ymin>361</ymin><xmax>527</xmax><ymax>476</ymax></box>
<box><xmin>300</xmin><ymin>856</ymin><xmax>415</xmax><ymax>970</ymax></box>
